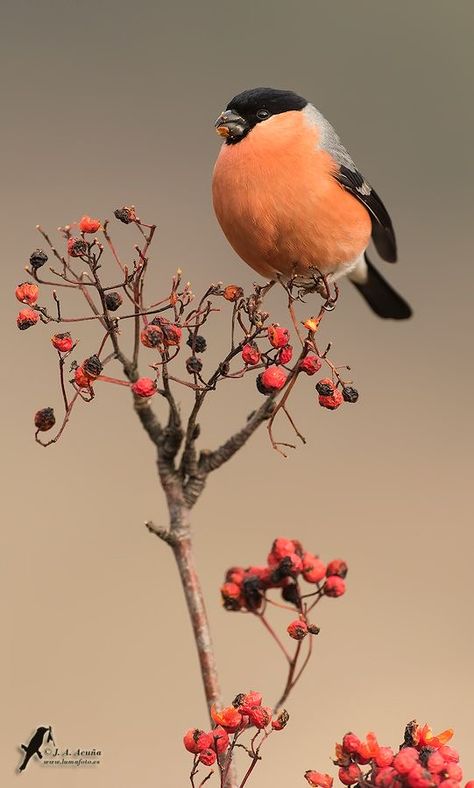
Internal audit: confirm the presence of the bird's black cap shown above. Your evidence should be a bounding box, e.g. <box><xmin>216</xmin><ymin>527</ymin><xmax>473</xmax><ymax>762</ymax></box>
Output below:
<box><xmin>227</xmin><ymin>87</ymin><xmax>307</xmax><ymax>117</ymax></box>
<box><xmin>220</xmin><ymin>87</ymin><xmax>307</xmax><ymax>143</ymax></box>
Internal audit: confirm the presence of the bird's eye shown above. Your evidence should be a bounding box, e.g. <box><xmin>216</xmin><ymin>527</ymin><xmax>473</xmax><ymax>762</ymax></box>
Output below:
<box><xmin>256</xmin><ymin>109</ymin><xmax>270</xmax><ymax>120</ymax></box>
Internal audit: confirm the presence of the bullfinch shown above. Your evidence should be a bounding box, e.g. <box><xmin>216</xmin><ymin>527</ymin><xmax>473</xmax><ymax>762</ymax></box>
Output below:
<box><xmin>212</xmin><ymin>87</ymin><xmax>412</xmax><ymax>319</ymax></box>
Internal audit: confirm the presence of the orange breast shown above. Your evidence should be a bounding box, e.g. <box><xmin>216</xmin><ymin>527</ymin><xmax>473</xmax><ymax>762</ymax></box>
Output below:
<box><xmin>212</xmin><ymin>111</ymin><xmax>372</xmax><ymax>281</ymax></box>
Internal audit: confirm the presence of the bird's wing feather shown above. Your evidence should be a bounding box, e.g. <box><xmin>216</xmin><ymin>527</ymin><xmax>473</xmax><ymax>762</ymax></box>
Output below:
<box><xmin>309</xmin><ymin>106</ymin><xmax>397</xmax><ymax>263</ymax></box>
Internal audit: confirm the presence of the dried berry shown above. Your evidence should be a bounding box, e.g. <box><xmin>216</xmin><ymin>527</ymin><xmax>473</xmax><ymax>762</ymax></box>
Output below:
<box><xmin>342</xmin><ymin>386</ymin><xmax>359</xmax><ymax>403</ymax></box>
<box><xmin>186</xmin><ymin>356</ymin><xmax>203</xmax><ymax>375</ymax></box>
<box><xmin>141</xmin><ymin>325</ymin><xmax>163</xmax><ymax>348</ymax></box>
<box><xmin>114</xmin><ymin>207</ymin><xmax>134</xmax><ymax>224</ymax></box>
<box><xmin>29</xmin><ymin>249</ymin><xmax>48</xmax><ymax>270</ymax></box>
<box><xmin>83</xmin><ymin>354</ymin><xmax>103</xmax><ymax>379</ymax></box>
<box><xmin>34</xmin><ymin>407</ymin><xmax>55</xmax><ymax>432</ymax></box>
<box><xmin>67</xmin><ymin>237</ymin><xmax>88</xmax><ymax>257</ymax></box>
<box><xmin>151</xmin><ymin>316</ymin><xmax>181</xmax><ymax>347</ymax></box>
<box><xmin>281</xmin><ymin>583</ymin><xmax>300</xmax><ymax>605</ymax></box>
<box><xmin>15</xmin><ymin>282</ymin><xmax>39</xmax><ymax>305</ymax></box>
<box><xmin>104</xmin><ymin>291</ymin><xmax>123</xmax><ymax>311</ymax></box>
<box><xmin>287</xmin><ymin>619</ymin><xmax>308</xmax><ymax>640</ymax></box>
<box><xmin>316</xmin><ymin>378</ymin><xmax>335</xmax><ymax>396</ymax></box>
<box><xmin>272</xmin><ymin>709</ymin><xmax>289</xmax><ymax>730</ymax></box>
<box><xmin>51</xmin><ymin>332</ymin><xmax>74</xmax><ymax>353</ymax></box>
<box><xmin>17</xmin><ymin>308</ymin><xmax>39</xmax><ymax>330</ymax></box>
<box><xmin>241</xmin><ymin>575</ymin><xmax>264</xmax><ymax>610</ymax></box>
<box><xmin>186</xmin><ymin>334</ymin><xmax>207</xmax><ymax>353</ymax></box>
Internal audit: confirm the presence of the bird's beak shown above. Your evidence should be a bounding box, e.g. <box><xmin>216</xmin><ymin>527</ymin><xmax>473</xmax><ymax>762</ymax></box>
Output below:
<box><xmin>214</xmin><ymin>110</ymin><xmax>249</xmax><ymax>141</ymax></box>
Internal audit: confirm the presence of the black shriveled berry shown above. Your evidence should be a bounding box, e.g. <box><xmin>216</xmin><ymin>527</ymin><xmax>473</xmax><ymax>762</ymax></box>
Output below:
<box><xmin>29</xmin><ymin>249</ymin><xmax>48</xmax><ymax>270</ymax></box>
<box><xmin>114</xmin><ymin>207</ymin><xmax>133</xmax><ymax>224</ymax></box>
<box><xmin>105</xmin><ymin>292</ymin><xmax>123</xmax><ymax>311</ymax></box>
<box><xmin>34</xmin><ymin>407</ymin><xmax>56</xmax><ymax>432</ymax></box>
<box><xmin>316</xmin><ymin>381</ymin><xmax>334</xmax><ymax>396</ymax></box>
<box><xmin>342</xmin><ymin>386</ymin><xmax>359</xmax><ymax>403</ymax></box>
<box><xmin>186</xmin><ymin>356</ymin><xmax>203</xmax><ymax>375</ymax></box>
<box><xmin>186</xmin><ymin>334</ymin><xmax>207</xmax><ymax>353</ymax></box>
<box><xmin>83</xmin><ymin>354</ymin><xmax>103</xmax><ymax>378</ymax></box>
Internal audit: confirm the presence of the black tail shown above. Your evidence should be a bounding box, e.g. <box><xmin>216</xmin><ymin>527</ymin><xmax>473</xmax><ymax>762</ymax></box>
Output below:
<box><xmin>350</xmin><ymin>254</ymin><xmax>412</xmax><ymax>319</ymax></box>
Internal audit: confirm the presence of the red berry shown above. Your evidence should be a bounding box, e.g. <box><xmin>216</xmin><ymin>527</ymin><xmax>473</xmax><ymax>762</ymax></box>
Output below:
<box><xmin>248</xmin><ymin>705</ymin><xmax>272</xmax><ymax>729</ymax></box>
<box><xmin>15</xmin><ymin>282</ymin><xmax>39</xmax><ymax>305</ymax></box>
<box><xmin>341</xmin><ymin>732</ymin><xmax>361</xmax><ymax>754</ymax></box>
<box><xmin>79</xmin><ymin>215</ymin><xmax>101</xmax><ymax>234</ymax></box>
<box><xmin>223</xmin><ymin>284</ymin><xmax>243</xmax><ymax>302</ymax></box>
<box><xmin>210</xmin><ymin>705</ymin><xmax>242</xmax><ymax>732</ymax></box>
<box><xmin>183</xmin><ymin>728</ymin><xmax>213</xmax><ymax>754</ymax></box>
<box><xmin>299</xmin><ymin>355</ymin><xmax>322</xmax><ymax>375</ymax></box>
<box><xmin>212</xmin><ymin>726</ymin><xmax>229</xmax><ymax>753</ymax></box>
<box><xmin>339</xmin><ymin>764</ymin><xmax>362</xmax><ymax>785</ymax></box>
<box><xmin>374</xmin><ymin>767</ymin><xmax>398</xmax><ymax>787</ymax></box>
<box><xmin>74</xmin><ymin>366</ymin><xmax>93</xmax><ymax>389</ymax></box>
<box><xmin>131</xmin><ymin>377</ymin><xmax>157</xmax><ymax>398</ymax></box>
<box><xmin>287</xmin><ymin>619</ymin><xmax>308</xmax><ymax>640</ymax></box>
<box><xmin>375</xmin><ymin>747</ymin><xmax>394</xmax><ymax>768</ymax></box>
<box><xmin>323</xmin><ymin>576</ymin><xmax>346</xmax><ymax>597</ymax></box>
<box><xmin>427</xmin><ymin>752</ymin><xmax>445</xmax><ymax>774</ymax></box>
<box><xmin>242</xmin><ymin>342</ymin><xmax>261</xmax><ymax>365</ymax></box>
<box><xmin>318</xmin><ymin>389</ymin><xmax>344</xmax><ymax>410</ymax></box>
<box><xmin>17</xmin><ymin>308</ymin><xmax>39</xmax><ymax>330</ymax></box>
<box><xmin>439</xmin><ymin>747</ymin><xmax>459</xmax><ymax>763</ymax></box>
<box><xmin>51</xmin><ymin>332</ymin><xmax>74</xmax><ymax>353</ymax></box>
<box><xmin>257</xmin><ymin>365</ymin><xmax>287</xmax><ymax>393</ymax></box>
<box><xmin>393</xmin><ymin>748</ymin><xmax>419</xmax><ymax>775</ymax></box>
<box><xmin>302</xmin><ymin>552</ymin><xmax>327</xmax><ymax>584</ymax></box>
<box><xmin>199</xmin><ymin>748</ymin><xmax>217</xmax><ymax>766</ymax></box>
<box><xmin>444</xmin><ymin>765</ymin><xmax>463</xmax><ymax>782</ymax></box>
<box><xmin>326</xmin><ymin>559</ymin><xmax>348</xmax><ymax>579</ymax></box>
<box><xmin>267</xmin><ymin>324</ymin><xmax>290</xmax><ymax>348</ymax></box>
<box><xmin>268</xmin><ymin>538</ymin><xmax>297</xmax><ymax>566</ymax></box>
<box><xmin>278</xmin><ymin>345</ymin><xmax>293</xmax><ymax>365</ymax></box>
<box><xmin>305</xmin><ymin>771</ymin><xmax>333</xmax><ymax>788</ymax></box>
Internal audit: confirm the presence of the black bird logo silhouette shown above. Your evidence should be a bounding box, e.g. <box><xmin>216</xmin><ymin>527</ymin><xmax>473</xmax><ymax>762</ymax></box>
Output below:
<box><xmin>18</xmin><ymin>726</ymin><xmax>54</xmax><ymax>772</ymax></box>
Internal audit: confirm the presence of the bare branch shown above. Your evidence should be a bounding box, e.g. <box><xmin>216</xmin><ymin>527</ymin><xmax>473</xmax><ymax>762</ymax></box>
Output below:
<box><xmin>198</xmin><ymin>397</ymin><xmax>276</xmax><ymax>475</ymax></box>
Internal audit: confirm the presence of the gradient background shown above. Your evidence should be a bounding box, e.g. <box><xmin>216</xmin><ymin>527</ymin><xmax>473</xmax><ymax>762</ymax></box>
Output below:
<box><xmin>2</xmin><ymin>1</ymin><xmax>473</xmax><ymax>785</ymax></box>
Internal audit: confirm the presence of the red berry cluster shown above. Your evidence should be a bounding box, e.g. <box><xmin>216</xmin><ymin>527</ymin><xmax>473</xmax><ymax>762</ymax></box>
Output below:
<box><xmin>305</xmin><ymin>722</ymin><xmax>472</xmax><ymax>788</ymax></box>
<box><xmin>184</xmin><ymin>691</ymin><xmax>288</xmax><ymax>781</ymax></box>
<box><xmin>221</xmin><ymin>537</ymin><xmax>347</xmax><ymax>634</ymax></box>
<box><xmin>239</xmin><ymin>322</ymin><xmax>358</xmax><ymax>409</ymax></box>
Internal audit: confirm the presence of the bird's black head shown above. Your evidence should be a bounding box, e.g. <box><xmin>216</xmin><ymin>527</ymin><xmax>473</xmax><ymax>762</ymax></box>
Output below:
<box><xmin>215</xmin><ymin>87</ymin><xmax>307</xmax><ymax>145</ymax></box>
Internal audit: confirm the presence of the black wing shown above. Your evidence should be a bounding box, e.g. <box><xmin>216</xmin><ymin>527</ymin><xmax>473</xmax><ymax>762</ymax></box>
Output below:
<box><xmin>336</xmin><ymin>165</ymin><xmax>397</xmax><ymax>263</ymax></box>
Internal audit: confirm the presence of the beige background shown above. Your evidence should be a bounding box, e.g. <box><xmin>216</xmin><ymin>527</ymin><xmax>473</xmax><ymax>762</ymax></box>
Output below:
<box><xmin>2</xmin><ymin>0</ymin><xmax>473</xmax><ymax>785</ymax></box>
